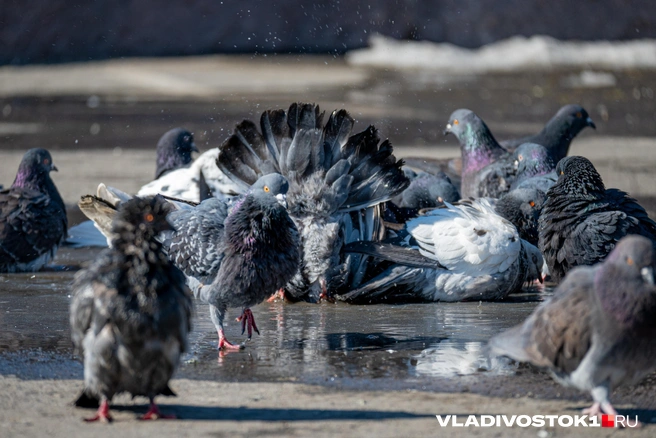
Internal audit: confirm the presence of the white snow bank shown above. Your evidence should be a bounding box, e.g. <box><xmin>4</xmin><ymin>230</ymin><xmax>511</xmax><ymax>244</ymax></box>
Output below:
<box><xmin>346</xmin><ymin>35</ymin><xmax>656</xmax><ymax>73</ymax></box>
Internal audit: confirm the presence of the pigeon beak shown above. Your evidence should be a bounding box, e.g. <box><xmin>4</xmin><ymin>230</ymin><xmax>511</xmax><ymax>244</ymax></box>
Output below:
<box><xmin>443</xmin><ymin>124</ymin><xmax>452</xmax><ymax>136</ymax></box>
<box><xmin>641</xmin><ymin>266</ymin><xmax>654</xmax><ymax>285</ymax></box>
<box><xmin>190</xmin><ymin>142</ymin><xmax>199</xmax><ymax>153</ymax></box>
<box><xmin>275</xmin><ymin>193</ymin><xmax>287</xmax><ymax>208</ymax></box>
<box><xmin>586</xmin><ymin>117</ymin><xmax>596</xmax><ymax>129</ymax></box>
<box><xmin>51</xmin><ymin>164</ymin><xmax>58</xmax><ymax>172</ymax></box>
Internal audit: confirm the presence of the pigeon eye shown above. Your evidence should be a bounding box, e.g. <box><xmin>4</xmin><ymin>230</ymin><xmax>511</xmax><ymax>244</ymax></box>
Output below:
<box><xmin>518</xmin><ymin>155</ymin><xmax>523</xmax><ymax>161</ymax></box>
<box><xmin>43</xmin><ymin>158</ymin><xmax>50</xmax><ymax>165</ymax></box>
<box><xmin>144</xmin><ymin>213</ymin><xmax>154</xmax><ymax>223</ymax></box>
<box><xmin>529</xmin><ymin>201</ymin><xmax>535</xmax><ymax>207</ymax></box>
<box><xmin>627</xmin><ymin>257</ymin><xmax>634</xmax><ymax>266</ymax></box>
<box><xmin>453</xmin><ymin>119</ymin><xmax>459</xmax><ymax>125</ymax></box>
<box><xmin>264</xmin><ymin>186</ymin><xmax>270</xmax><ymax>192</ymax></box>
<box><xmin>560</xmin><ymin>171</ymin><xmax>564</xmax><ymax>175</ymax></box>
<box><xmin>575</xmin><ymin>112</ymin><xmax>582</xmax><ymax>118</ymax></box>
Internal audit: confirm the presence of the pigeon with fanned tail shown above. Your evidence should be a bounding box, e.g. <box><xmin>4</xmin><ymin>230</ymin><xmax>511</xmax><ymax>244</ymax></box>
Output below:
<box><xmin>164</xmin><ymin>174</ymin><xmax>300</xmax><ymax>350</ymax></box>
<box><xmin>489</xmin><ymin>235</ymin><xmax>656</xmax><ymax>421</ymax></box>
<box><xmin>0</xmin><ymin>148</ymin><xmax>67</xmax><ymax>272</ymax></box>
<box><xmin>340</xmin><ymin>198</ymin><xmax>544</xmax><ymax>304</ymax></box>
<box><xmin>444</xmin><ymin>109</ymin><xmax>515</xmax><ymax>199</ymax></box>
<box><xmin>216</xmin><ymin>103</ymin><xmax>409</xmax><ymax>301</ymax></box>
<box><xmin>538</xmin><ymin>156</ymin><xmax>656</xmax><ymax>282</ymax></box>
<box><xmin>500</xmin><ymin>104</ymin><xmax>596</xmax><ymax>163</ymax></box>
<box><xmin>70</xmin><ymin>196</ymin><xmax>192</xmax><ymax>422</ymax></box>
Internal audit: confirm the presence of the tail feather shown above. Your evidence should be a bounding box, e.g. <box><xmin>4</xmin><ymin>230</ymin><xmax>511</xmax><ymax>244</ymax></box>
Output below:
<box><xmin>342</xmin><ymin>241</ymin><xmax>442</xmax><ymax>269</ymax></box>
<box><xmin>260</xmin><ymin>109</ymin><xmax>288</xmax><ymax>163</ymax></box>
<box><xmin>323</xmin><ymin>109</ymin><xmax>354</xmax><ymax>168</ymax></box>
<box><xmin>337</xmin><ymin>264</ymin><xmax>427</xmax><ymax>304</ymax></box>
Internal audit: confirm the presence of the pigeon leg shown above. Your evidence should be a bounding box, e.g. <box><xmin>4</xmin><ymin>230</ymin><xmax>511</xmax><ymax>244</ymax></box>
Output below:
<box><xmin>319</xmin><ymin>278</ymin><xmax>334</xmax><ymax>303</ymax></box>
<box><xmin>236</xmin><ymin>308</ymin><xmax>260</xmax><ymax>339</ymax></box>
<box><xmin>140</xmin><ymin>399</ymin><xmax>176</xmax><ymax>420</ymax></box>
<box><xmin>582</xmin><ymin>402</ymin><xmax>601</xmax><ymax>416</ymax></box>
<box><xmin>218</xmin><ymin>328</ymin><xmax>244</xmax><ymax>350</ymax></box>
<box><xmin>84</xmin><ymin>398</ymin><xmax>112</xmax><ymax>423</ymax></box>
<box><xmin>267</xmin><ymin>288</ymin><xmax>286</xmax><ymax>302</ymax></box>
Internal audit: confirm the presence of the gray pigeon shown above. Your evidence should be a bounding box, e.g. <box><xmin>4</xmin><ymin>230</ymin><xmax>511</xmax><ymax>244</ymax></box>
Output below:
<box><xmin>186</xmin><ymin>174</ymin><xmax>300</xmax><ymax>350</ymax></box>
<box><xmin>0</xmin><ymin>148</ymin><xmax>67</xmax><ymax>272</ymax></box>
<box><xmin>444</xmin><ymin>109</ymin><xmax>514</xmax><ymax>199</ymax></box>
<box><xmin>216</xmin><ymin>103</ymin><xmax>409</xmax><ymax>302</ymax></box>
<box><xmin>489</xmin><ymin>235</ymin><xmax>656</xmax><ymax>418</ymax></box>
<box><xmin>70</xmin><ymin>196</ymin><xmax>192</xmax><ymax>422</ymax></box>
<box><xmin>341</xmin><ymin>198</ymin><xmax>544</xmax><ymax>304</ymax></box>
<box><xmin>391</xmin><ymin>170</ymin><xmax>460</xmax><ymax>209</ymax></box>
<box><xmin>500</xmin><ymin>104</ymin><xmax>596</xmax><ymax>163</ymax></box>
<box><xmin>509</xmin><ymin>143</ymin><xmax>557</xmax><ymax>194</ymax></box>
<box><xmin>154</xmin><ymin>127</ymin><xmax>198</xmax><ymax>179</ymax></box>
<box><xmin>538</xmin><ymin>156</ymin><xmax>656</xmax><ymax>282</ymax></box>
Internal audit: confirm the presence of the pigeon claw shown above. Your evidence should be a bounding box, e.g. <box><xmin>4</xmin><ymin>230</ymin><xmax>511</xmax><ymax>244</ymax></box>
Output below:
<box><xmin>140</xmin><ymin>402</ymin><xmax>176</xmax><ymax>420</ymax></box>
<box><xmin>84</xmin><ymin>399</ymin><xmax>112</xmax><ymax>423</ymax></box>
<box><xmin>218</xmin><ymin>329</ymin><xmax>244</xmax><ymax>351</ymax></box>
<box><xmin>237</xmin><ymin>308</ymin><xmax>260</xmax><ymax>339</ymax></box>
<box><xmin>266</xmin><ymin>288</ymin><xmax>286</xmax><ymax>302</ymax></box>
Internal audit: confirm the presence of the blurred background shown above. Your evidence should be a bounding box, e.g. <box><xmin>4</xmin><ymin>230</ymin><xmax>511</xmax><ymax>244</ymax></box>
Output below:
<box><xmin>1</xmin><ymin>0</ymin><xmax>655</xmax><ymax>216</ymax></box>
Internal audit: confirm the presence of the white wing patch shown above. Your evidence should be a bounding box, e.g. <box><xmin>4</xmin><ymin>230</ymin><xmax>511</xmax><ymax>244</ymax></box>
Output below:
<box><xmin>407</xmin><ymin>199</ymin><xmax>520</xmax><ymax>276</ymax></box>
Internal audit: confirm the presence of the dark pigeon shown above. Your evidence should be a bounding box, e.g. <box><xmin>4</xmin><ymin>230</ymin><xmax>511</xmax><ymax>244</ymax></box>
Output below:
<box><xmin>154</xmin><ymin>128</ymin><xmax>198</xmax><ymax>179</ymax></box>
<box><xmin>444</xmin><ymin>109</ymin><xmax>513</xmax><ymax>199</ymax></box>
<box><xmin>70</xmin><ymin>196</ymin><xmax>192</xmax><ymax>422</ymax></box>
<box><xmin>392</xmin><ymin>170</ymin><xmax>460</xmax><ymax>209</ymax></box>
<box><xmin>500</xmin><ymin>104</ymin><xmax>596</xmax><ymax>163</ymax></box>
<box><xmin>538</xmin><ymin>156</ymin><xmax>656</xmax><ymax>282</ymax></box>
<box><xmin>216</xmin><ymin>103</ymin><xmax>409</xmax><ymax>302</ymax></box>
<box><xmin>489</xmin><ymin>235</ymin><xmax>656</xmax><ymax>419</ymax></box>
<box><xmin>494</xmin><ymin>187</ymin><xmax>546</xmax><ymax>246</ymax></box>
<box><xmin>340</xmin><ymin>198</ymin><xmax>544</xmax><ymax>304</ymax></box>
<box><xmin>167</xmin><ymin>174</ymin><xmax>300</xmax><ymax>350</ymax></box>
<box><xmin>0</xmin><ymin>148</ymin><xmax>67</xmax><ymax>272</ymax></box>
<box><xmin>509</xmin><ymin>143</ymin><xmax>557</xmax><ymax>194</ymax></box>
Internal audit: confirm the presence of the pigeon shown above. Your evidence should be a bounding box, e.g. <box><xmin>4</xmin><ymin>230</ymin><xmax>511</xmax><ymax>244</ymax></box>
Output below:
<box><xmin>538</xmin><ymin>156</ymin><xmax>656</xmax><ymax>282</ymax></box>
<box><xmin>179</xmin><ymin>174</ymin><xmax>300</xmax><ymax>350</ymax></box>
<box><xmin>509</xmin><ymin>143</ymin><xmax>557</xmax><ymax>194</ymax></box>
<box><xmin>154</xmin><ymin>128</ymin><xmax>198</xmax><ymax>179</ymax></box>
<box><xmin>0</xmin><ymin>148</ymin><xmax>67</xmax><ymax>272</ymax></box>
<box><xmin>489</xmin><ymin>235</ymin><xmax>656</xmax><ymax>419</ymax></box>
<box><xmin>391</xmin><ymin>170</ymin><xmax>460</xmax><ymax>209</ymax></box>
<box><xmin>340</xmin><ymin>198</ymin><xmax>544</xmax><ymax>304</ymax></box>
<box><xmin>70</xmin><ymin>196</ymin><xmax>192</xmax><ymax>422</ymax></box>
<box><xmin>493</xmin><ymin>187</ymin><xmax>546</xmax><ymax>246</ymax></box>
<box><xmin>444</xmin><ymin>109</ymin><xmax>514</xmax><ymax>199</ymax></box>
<box><xmin>216</xmin><ymin>102</ymin><xmax>409</xmax><ymax>302</ymax></box>
<box><xmin>500</xmin><ymin>104</ymin><xmax>596</xmax><ymax>163</ymax></box>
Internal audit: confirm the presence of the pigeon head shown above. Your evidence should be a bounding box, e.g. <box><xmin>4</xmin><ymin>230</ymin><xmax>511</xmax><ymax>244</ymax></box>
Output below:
<box><xmin>514</xmin><ymin>143</ymin><xmax>555</xmax><ymax>178</ymax></box>
<box><xmin>595</xmin><ymin>235</ymin><xmax>656</xmax><ymax>328</ymax></box>
<box><xmin>496</xmin><ymin>187</ymin><xmax>546</xmax><ymax>245</ymax></box>
<box><xmin>155</xmin><ymin>128</ymin><xmax>198</xmax><ymax>179</ymax></box>
<box><xmin>523</xmin><ymin>241</ymin><xmax>546</xmax><ymax>284</ymax></box>
<box><xmin>552</xmin><ymin>104</ymin><xmax>596</xmax><ymax>133</ymax></box>
<box><xmin>250</xmin><ymin>173</ymin><xmax>290</xmax><ymax>206</ymax></box>
<box><xmin>12</xmin><ymin>148</ymin><xmax>58</xmax><ymax>190</ymax></box>
<box><xmin>112</xmin><ymin>196</ymin><xmax>175</xmax><ymax>244</ymax></box>
<box><xmin>552</xmin><ymin>156</ymin><xmax>605</xmax><ymax>198</ymax></box>
<box><xmin>444</xmin><ymin>108</ymin><xmax>503</xmax><ymax>165</ymax></box>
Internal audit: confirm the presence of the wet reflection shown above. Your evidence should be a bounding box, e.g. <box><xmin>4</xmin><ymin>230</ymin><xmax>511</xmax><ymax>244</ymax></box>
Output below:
<box><xmin>0</xmin><ymin>247</ymin><xmax>553</xmax><ymax>388</ymax></box>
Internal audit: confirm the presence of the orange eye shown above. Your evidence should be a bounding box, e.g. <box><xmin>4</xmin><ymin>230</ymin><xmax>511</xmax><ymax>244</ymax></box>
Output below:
<box><xmin>560</xmin><ymin>171</ymin><xmax>564</xmax><ymax>175</ymax></box>
<box><xmin>518</xmin><ymin>155</ymin><xmax>523</xmax><ymax>161</ymax></box>
<box><xmin>529</xmin><ymin>201</ymin><xmax>535</xmax><ymax>207</ymax></box>
<box><xmin>453</xmin><ymin>119</ymin><xmax>459</xmax><ymax>125</ymax></box>
<box><xmin>627</xmin><ymin>257</ymin><xmax>634</xmax><ymax>266</ymax></box>
<box><xmin>264</xmin><ymin>186</ymin><xmax>270</xmax><ymax>192</ymax></box>
<box><xmin>575</xmin><ymin>112</ymin><xmax>582</xmax><ymax>118</ymax></box>
<box><xmin>144</xmin><ymin>213</ymin><xmax>154</xmax><ymax>222</ymax></box>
